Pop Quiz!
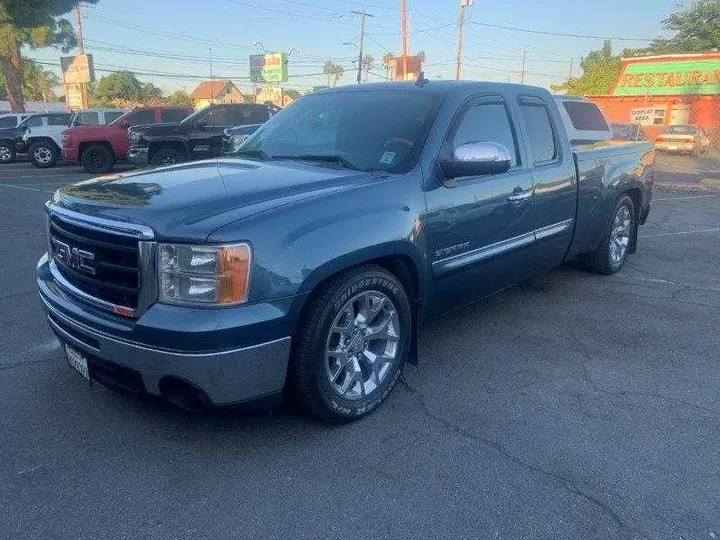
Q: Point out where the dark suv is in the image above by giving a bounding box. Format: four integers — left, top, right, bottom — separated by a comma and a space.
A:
128, 103, 272, 167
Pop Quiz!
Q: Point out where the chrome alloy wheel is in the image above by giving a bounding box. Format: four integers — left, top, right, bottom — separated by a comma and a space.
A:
33, 145, 53, 165
324, 291, 400, 400
0, 146, 11, 161
609, 205, 632, 264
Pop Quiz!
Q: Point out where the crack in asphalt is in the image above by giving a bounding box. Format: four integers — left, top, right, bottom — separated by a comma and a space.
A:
0, 356, 58, 372
397, 376, 647, 540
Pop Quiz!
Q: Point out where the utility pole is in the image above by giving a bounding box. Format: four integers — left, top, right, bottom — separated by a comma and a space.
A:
520, 45, 528, 84
352, 10, 374, 85
209, 46, 214, 105
73, 2, 89, 108
455, 0, 472, 81
400, 0, 408, 80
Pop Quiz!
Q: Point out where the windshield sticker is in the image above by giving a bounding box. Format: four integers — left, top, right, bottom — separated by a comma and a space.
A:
379, 151, 396, 165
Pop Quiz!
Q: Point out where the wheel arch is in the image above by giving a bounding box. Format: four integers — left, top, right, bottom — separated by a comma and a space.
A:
28, 137, 60, 152
148, 140, 189, 161
79, 140, 113, 157
620, 186, 642, 254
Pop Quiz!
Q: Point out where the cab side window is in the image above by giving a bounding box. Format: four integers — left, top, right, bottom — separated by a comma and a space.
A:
452, 99, 519, 167
518, 98, 557, 164
25, 116, 43, 128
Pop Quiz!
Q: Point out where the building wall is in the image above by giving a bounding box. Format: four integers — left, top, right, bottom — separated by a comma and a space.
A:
587, 94, 720, 144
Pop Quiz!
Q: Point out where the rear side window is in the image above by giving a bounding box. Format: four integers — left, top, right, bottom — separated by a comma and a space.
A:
519, 101, 557, 164
452, 100, 518, 167
73, 111, 99, 126
562, 101, 609, 131
162, 108, 190, 123
249, 106, 270, 124
104, 111, 125, 124
0, 116, 17, 128
125, 109, 155, 126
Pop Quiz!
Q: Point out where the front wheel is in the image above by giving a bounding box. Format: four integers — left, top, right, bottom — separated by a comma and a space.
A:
583, 194, 635, 275
0, 141, 15, 164
291, 264, 412, 423
81, 144, 116, 174
28, 141, 59, 168
150, 148, 185, 167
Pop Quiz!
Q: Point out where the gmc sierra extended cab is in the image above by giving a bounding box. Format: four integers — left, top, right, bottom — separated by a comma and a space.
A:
127, 103, 274, 167
37, 82, 654, 423
62, 106, 193, 173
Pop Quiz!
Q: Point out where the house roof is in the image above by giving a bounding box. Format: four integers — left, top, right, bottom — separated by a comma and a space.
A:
190, 80, 235, 99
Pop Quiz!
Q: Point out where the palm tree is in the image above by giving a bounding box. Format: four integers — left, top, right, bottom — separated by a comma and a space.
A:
361, 54, 375, 83
323, 61, 345, 87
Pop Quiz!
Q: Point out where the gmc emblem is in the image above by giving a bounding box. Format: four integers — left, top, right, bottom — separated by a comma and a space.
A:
53, 239, 96, 275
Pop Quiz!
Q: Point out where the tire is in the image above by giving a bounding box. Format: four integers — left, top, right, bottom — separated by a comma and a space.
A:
0, 141, 15, 164
81, 144, 116, 174
28, 141, 59, 168
290, 264, 412, 423
583, 195, 635, 275
150, 148, 185, 167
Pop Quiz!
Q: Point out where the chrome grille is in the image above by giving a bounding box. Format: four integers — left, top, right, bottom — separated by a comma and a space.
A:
49, 215, 140, 310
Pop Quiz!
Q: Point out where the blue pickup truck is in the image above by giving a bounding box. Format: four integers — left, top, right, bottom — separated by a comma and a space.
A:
37, 82, 654, 423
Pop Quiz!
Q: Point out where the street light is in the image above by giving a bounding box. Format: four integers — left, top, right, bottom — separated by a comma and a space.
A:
254, 40, 266, 52
343, 42, 359, 50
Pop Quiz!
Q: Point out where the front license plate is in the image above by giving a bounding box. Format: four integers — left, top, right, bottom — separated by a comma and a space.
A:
65, 344, 90, 383
668, 145, 678, 150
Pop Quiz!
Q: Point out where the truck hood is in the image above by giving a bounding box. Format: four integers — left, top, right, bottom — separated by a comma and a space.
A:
52, 158, 378, 241
64, 124, 119, 136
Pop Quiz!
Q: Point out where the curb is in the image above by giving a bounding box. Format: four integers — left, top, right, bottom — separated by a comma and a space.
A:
655, 182, 720, 193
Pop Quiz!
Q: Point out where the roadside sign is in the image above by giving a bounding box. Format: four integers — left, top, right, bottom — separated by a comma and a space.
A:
250, 53, 288, 83
60, 54, 96, 85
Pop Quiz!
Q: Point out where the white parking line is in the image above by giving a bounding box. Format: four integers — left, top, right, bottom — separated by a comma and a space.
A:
0, 183, 52, 193
641, 227, 720, 238
655, 194, 720, 201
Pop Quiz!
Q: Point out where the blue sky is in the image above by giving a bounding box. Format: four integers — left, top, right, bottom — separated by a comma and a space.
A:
30, 0, 681, 94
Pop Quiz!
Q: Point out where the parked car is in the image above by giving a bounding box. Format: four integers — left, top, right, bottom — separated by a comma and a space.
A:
25, 108, 126, 169
62, 106, 193, 174
655, 124, 711, 156
37, 82, 654, 423
222, 123, 265, 153
0, 112, 71, 165
128, 103, 274, 167
611, 122, 649, 142
0, 112, 31, 129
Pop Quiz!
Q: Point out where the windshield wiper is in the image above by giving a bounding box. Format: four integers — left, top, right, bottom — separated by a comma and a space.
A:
272, 154, 359, 170
233, 148, 271, 160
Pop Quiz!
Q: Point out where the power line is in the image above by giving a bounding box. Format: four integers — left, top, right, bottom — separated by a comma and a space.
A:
470, 21, 655, 42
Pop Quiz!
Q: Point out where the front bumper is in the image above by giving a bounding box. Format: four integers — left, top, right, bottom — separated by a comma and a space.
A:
655, 142, 695, 153
62, 146, 79, 163
37, 254, 296, 407
127, 147, 149, 167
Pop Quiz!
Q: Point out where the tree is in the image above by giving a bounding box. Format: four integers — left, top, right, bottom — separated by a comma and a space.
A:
283, 89, 302, 99
645, 0, 720, 53
22, 59, 59, 101
323, 61, 344, 87
416, 50, 426, 63
166, 89, 193, 106
91, 71, 161, 106
0, 0, 100, 111
552, 41, 632, 96
361, 54, 374, 83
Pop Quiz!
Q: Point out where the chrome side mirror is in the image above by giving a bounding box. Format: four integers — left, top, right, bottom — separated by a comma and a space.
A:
440, 142, 513, 179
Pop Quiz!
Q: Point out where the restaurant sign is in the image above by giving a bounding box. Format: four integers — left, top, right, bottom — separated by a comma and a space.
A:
614, 60, 720, 95
249, 53, 288, 83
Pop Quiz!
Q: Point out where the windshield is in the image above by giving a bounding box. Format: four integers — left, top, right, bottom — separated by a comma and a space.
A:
235, 90, 440, 173
666, 125, 697, 134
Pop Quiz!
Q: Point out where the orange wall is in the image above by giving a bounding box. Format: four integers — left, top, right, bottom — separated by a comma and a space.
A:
587, 94, 720, 143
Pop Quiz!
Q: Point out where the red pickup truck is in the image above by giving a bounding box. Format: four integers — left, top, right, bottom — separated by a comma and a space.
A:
62, 106, 193, 173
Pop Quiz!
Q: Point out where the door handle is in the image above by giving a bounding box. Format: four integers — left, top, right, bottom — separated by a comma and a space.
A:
506, 188, 532, 204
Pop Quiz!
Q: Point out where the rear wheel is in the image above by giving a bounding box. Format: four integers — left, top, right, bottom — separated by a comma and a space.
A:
291, 264, 412, 423
583, 195, 635, 275
81, 144, 116, 174
29, 141, 59, 168
150, 148, 185, 167
0, 141, 15, 164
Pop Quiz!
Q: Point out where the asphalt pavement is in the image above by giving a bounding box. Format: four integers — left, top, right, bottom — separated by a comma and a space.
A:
1, 159, 719, 540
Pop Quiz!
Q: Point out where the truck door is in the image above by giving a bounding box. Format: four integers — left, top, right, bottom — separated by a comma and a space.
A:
424, 94, 537, 316
516, 95, 577, 272
193, 106, 233, 158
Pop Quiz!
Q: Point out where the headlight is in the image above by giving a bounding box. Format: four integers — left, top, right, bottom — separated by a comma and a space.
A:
158, 243, 252, 306
61, 133, 71, 145
129, 131, 141, 144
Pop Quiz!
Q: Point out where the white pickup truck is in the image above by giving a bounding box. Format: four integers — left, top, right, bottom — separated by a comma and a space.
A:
24, 108, 126, 168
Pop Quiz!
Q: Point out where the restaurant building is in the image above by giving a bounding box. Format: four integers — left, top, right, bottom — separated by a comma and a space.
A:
587, 52, 720, 142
